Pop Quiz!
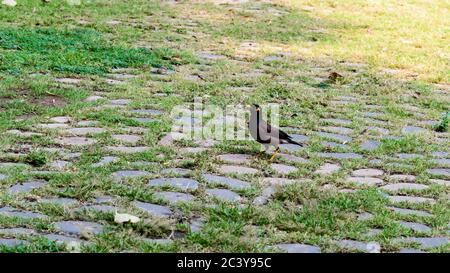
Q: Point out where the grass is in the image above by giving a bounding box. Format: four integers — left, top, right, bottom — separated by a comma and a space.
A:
0, 0, 448, 253
274, 0, 450, 83
0, 28, 182, 75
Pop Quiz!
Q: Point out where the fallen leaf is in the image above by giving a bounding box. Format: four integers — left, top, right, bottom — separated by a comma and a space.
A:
328, 71, 343, 83
114, 212, 141, 224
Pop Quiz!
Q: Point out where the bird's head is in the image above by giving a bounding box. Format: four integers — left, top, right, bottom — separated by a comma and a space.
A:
251, 104, 261, 112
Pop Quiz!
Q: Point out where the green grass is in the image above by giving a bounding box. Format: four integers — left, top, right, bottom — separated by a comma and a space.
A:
0, 28, 181, 75
0, 0, 448, 253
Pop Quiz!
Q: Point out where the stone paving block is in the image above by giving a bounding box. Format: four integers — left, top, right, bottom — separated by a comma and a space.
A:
54, 221, 104, 236
270, 243, 321, 253
133, 201, 173, 217
148, 178, 199, 191
206, 189, 242, 202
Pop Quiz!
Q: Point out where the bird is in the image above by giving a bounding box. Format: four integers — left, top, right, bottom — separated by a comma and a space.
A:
249, 104, 303, 162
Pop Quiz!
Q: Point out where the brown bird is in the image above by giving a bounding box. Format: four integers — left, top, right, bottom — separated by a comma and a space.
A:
249, 104, 303, 162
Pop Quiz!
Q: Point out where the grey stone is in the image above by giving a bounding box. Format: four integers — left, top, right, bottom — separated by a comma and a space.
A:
109, 99, 132, 106
112, 170, 150, 180
92, 156, 119, 167
141, 238, 173, 245
160, 168, 190, 176
434, 158, 450, 166
94, 196, 114, 204
76, 120, 100, 126
105, 79, 124, 85
148, 178, 199, 191
112, 134, 142, 144
63, 153, 82, 160
43, 234, 85, 245
198, 51, 226, 60
263, 55, 283, 62
363, 112, 384, 119
8, 180, 46, 194
201, 174, 250, 190
190, 218, 205, 233
352, 169, 384, 177
398, 248, 426, 253
0, 174, 8, 180
6, 130, 42, 137
76, 205, 116, 213
154, 191, 194, 204
39, 123, 69, 129
397, 237, 449, 249
54, 221, 104, 236
432, 151, 449, 158
0, 162, 29, 169
388, 207, 432, 217
358, 212, 374, 221
84, 95, 104, 102
0, 162, 30, 169
271, 163, 298, 175
336, 240, 381, 253
49, 160, 70, 169
317, 152, 363, 159
365, 118, 389, 126
271, 243, 321, 253
55, 137, 97, 146
206, 189, 242, 202
402, 126, 427, 134
106, 146, 149, 153
130, 109, 163, 116
322, 126, 353, 135
132, 117, 156, 123
179, 147, 207, 154
389, 174, 416, 182
314, 163, 341, 175
253, 187, 275, 206
365, 229, 383, 237
109, 73, 136, 80
55, 78, 81, 84
366, 126, 390, 135
278, 153, 309, 163
397, 153, 423, 159
217, 154, 251, 164
65, 127, 106, 136
289, 134, 310, 143
317, 132, 352, 143
346, 177, 383, 186
0, 207, 47, 219
427, 168, 450, 177
280, 144, 303, 153
361, 140, 381, 151
322, 141, 349, 149
380, 183, 429, 191
0, 239, 29, 247
429, 179, 450, 186
39, 198, 78, 206
218, 165, 259, 175
0, 228, 37, 236
133, 201, 173, 217
262, 177, 309, 186
50, 116, 71, 123
388, 196, 435, 204
399, 221, 431, 233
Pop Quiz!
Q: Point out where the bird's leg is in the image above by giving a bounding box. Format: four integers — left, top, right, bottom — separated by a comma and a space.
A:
269, 146, 280, 162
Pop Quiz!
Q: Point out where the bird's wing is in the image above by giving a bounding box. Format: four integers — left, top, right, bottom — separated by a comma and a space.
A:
265, 122, 291, 140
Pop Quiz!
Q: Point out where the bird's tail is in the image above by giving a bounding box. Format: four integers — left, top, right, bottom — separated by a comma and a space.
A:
287, 138, 303, 146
